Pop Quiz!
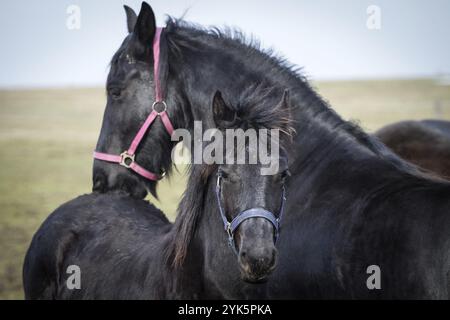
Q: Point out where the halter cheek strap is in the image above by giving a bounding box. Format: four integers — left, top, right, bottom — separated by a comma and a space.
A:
215, 171, 286, 255
93, 27, 174, 181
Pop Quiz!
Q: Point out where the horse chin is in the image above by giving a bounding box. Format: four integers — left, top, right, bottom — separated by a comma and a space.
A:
240, 272, 270, 284
238, 257, 276, 284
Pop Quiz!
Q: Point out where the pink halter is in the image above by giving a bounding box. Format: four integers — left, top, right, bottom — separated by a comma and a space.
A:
93, 28, 174, 181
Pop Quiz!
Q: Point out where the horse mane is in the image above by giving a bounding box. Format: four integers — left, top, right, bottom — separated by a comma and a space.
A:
165, 85, 294, 268
228, 84, 295, 139
164, 17, 308, 83
163, 17, 427, 177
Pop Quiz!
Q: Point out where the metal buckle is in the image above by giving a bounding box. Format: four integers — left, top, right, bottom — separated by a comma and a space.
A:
119, 151, 135, 169
216, 174, 222, 189
226, 223, 233, 239
152, 101, 167, 115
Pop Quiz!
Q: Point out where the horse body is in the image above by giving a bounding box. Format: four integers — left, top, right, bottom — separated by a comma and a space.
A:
376, 120, 450, 179
422, 120, 450, 136
190, 132, 450, 299
269, 155, 450, 298
23, 193, 202, 299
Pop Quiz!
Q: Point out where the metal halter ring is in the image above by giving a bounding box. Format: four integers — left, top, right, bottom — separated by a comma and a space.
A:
152, 101, 167, 114
119, 151, 135, 169
226, 223, 233, 239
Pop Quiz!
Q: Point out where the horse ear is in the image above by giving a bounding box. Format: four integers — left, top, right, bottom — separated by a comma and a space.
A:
134, 2, 156, 45
278, 89, 290, 110
212, 91, 236, 128
124, 5, 138, 33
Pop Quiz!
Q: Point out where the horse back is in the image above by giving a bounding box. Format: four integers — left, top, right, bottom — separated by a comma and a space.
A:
23, 193, 171, 299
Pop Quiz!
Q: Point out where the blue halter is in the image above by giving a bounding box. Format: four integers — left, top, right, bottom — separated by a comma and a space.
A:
215, 169, 287, 254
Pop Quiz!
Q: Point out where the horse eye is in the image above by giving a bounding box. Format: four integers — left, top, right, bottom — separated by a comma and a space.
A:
219, 169, 229, 179
219, 169, 239, 183
108, 87, 122, 100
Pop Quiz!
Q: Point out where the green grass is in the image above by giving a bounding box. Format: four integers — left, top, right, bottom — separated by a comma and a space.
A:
1, 79, 449, 299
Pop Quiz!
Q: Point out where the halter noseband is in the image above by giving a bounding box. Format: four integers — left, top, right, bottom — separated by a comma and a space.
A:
93, 27, 174, 181
215, 169, 287, 255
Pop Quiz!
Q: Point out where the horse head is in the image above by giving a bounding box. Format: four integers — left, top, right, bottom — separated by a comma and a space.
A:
210, 88, 292, 283
93, 3, 183, 198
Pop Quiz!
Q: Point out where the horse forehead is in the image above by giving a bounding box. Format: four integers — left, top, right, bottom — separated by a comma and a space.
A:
108, 57, 150, 85
110, 42, 147, 78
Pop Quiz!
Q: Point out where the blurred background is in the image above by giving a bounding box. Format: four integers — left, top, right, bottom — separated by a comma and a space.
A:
0, 0, 449, 299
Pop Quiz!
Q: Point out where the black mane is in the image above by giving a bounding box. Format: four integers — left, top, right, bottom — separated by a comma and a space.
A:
163, 17, 425, 177
164, 17, 307, 81
227, 84, 295, 139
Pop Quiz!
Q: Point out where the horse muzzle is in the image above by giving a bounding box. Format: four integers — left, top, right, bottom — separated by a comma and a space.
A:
235, 217, 278, 283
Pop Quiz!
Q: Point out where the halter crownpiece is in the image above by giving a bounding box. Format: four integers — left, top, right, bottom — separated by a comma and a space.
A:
215, 169, 287, 255
93, 27, 174, 181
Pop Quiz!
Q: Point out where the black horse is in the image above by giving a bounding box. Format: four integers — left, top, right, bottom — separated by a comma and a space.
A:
376, 120, 450, 179
91, 3, 450, 299
23, 193, 178, 299
23, 88, 293, 299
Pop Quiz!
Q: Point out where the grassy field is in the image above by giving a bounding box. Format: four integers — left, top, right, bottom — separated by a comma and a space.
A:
1, 79, 449, 299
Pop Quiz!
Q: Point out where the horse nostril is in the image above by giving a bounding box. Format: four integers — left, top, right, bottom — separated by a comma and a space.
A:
270, 250, 277, 266
239, 247, 277, 275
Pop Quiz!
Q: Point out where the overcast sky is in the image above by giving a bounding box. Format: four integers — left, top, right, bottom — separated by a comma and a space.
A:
1, 0, 449, 88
